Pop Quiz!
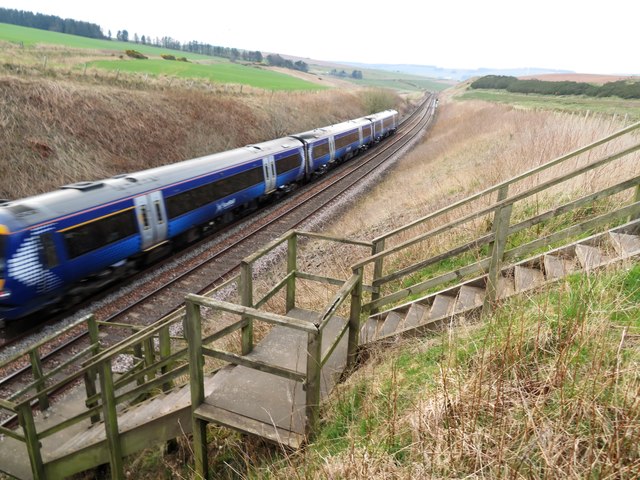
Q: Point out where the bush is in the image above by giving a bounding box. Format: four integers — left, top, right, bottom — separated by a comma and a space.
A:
125, 50, 147, 60
161, 54, 176, 61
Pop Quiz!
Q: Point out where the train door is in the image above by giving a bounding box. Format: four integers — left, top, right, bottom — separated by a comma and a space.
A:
328, 137, 336, 163
262, 156, 277, 194
134, 191, 168, 250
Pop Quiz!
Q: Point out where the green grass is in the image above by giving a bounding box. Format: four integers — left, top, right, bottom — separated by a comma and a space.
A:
308, 63, 453, 93
1, 22, 217, 60
459, 88, 640, 121
90, 59, 324, 90
261, 264, 640, 479
0, 23, 324, 90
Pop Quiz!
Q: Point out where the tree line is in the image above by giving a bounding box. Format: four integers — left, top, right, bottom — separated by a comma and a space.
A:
470, 75, 640, 99
0, 7, 105, 39
2, 7, 307, 73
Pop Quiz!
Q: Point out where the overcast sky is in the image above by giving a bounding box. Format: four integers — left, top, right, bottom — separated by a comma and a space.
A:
1, 0, 637, 75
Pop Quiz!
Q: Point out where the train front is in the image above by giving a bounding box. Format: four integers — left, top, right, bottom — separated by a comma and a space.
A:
0, 207, 58, 322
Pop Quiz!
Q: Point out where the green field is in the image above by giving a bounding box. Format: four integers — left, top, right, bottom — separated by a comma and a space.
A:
0, 23, 324, 90
460, 88, 640, 121
344, 68, 452, 92
91, 59, 323, 90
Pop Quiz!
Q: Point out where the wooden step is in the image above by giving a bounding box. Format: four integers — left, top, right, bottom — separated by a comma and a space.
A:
360, 318, 382, 344
428, 294, 456, 320
514, 266, 545, 292
378, 311, 404, 338
194, 403, 304, 449
497, 276, 516, 299
609, 232, 640, 256
404, 303, 427, 329
544, 254, 577, 280
454, 285, 485, 313
575, 244, 610, 269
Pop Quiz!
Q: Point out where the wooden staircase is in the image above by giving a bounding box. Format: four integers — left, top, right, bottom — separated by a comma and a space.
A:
360, 221, 640, 345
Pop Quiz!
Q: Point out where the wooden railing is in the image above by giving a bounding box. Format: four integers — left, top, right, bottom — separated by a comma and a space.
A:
184, 229, 371, 448
353, 121, 640, 314
0, 311, 191, 479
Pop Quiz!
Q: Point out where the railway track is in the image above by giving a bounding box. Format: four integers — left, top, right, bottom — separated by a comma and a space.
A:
0, 94, 436, 405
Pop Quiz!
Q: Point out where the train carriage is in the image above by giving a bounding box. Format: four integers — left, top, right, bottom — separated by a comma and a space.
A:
366, 110, 398, 140
0, 109, 398, 321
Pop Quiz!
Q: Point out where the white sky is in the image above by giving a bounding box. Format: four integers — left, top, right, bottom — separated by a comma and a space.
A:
1, 0, 638, 75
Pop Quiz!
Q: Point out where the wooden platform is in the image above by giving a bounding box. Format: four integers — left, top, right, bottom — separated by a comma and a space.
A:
193, 308, 348, 448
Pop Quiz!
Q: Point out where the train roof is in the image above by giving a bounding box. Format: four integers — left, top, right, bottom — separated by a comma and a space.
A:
294, 117, 372, 140
365, 109, 398, 121
0, 136, 304, 232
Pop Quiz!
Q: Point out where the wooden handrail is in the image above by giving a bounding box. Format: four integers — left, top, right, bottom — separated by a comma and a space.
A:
372, 121, 640, 244
353, 141, 640, 270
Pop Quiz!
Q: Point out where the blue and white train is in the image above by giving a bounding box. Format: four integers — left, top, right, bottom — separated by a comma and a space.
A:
0, 110, 398, 321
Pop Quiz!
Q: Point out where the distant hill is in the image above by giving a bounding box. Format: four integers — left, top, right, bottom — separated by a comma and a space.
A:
346, 63, 572, 82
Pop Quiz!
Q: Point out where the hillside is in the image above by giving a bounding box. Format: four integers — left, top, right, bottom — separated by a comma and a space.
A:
0, 73, 406, 201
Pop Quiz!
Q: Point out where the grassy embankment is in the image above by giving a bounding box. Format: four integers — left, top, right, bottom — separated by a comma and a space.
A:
0, 24, 410, 201
123, 92, 640, 479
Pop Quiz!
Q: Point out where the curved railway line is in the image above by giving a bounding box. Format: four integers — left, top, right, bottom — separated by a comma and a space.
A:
0, 93, 437, 409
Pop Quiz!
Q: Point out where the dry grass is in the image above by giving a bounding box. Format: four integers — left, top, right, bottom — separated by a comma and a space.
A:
0, 73, 403, 200
247, 262, 639, 480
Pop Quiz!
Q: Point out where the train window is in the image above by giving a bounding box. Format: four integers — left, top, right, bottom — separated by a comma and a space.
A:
140, 205, 150, 229
165, 166, 264, 219
312, 141, 330, 159
334, 130, 360, 150
363, 125, 372, 138
275, 152, 301, 175
41, 232, 59, 268
154, 201, 164, 224
62, 208, 137, 259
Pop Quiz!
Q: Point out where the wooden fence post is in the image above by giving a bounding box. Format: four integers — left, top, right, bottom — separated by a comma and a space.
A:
240, 261, 254, 355
368, 239, 385, 315
488, 185, 510, 253
305, 328, 322, 441
18, 402, 45, 480
286, 233, 297, 312
483, 199, 513, 315
99, 359, 124, 480
29, 349, 49, 411
159, 326, 173, 392
185, 299, 208, 480
84, 314, 101, 424
347, 269, 363, 370
630, 184, 640, 222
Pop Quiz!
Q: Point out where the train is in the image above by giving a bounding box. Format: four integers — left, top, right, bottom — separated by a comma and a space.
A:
0, 109, 398, 322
